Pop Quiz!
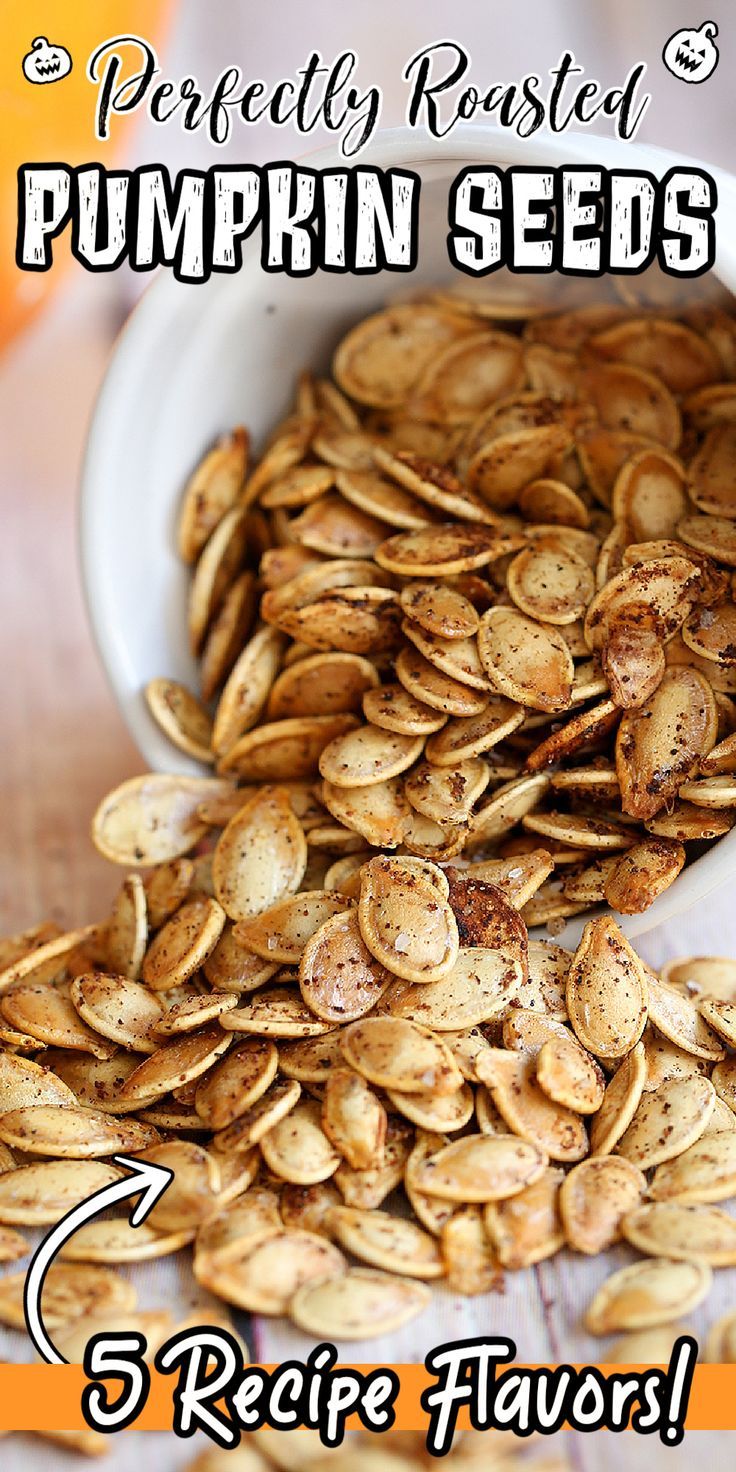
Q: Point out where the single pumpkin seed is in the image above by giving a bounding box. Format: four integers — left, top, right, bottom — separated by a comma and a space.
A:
589, 1042, 647, 1155
212, 626, 287, 756
358, 857, 459, 984
478, 607, 574, 713
195, 1038, 279, 1130
585, 1257, 712, 1335
321, 1067, 387, 1170
1, 984, 114, 1058
649, 1131, 736, 1204
566, 917, 648, 1060
411, 1132, 547, 1203
622, 1200, 736, 1266
0, 1159, 123, 1226
615, 668, 718, 821
145, 678, 214, 763
383, 949, 522, 1032
616, 1074, 716, 1168
289, 1266, 430, 1339
299, 908, 394, 1023
341, 1016, 462, 1096
60, 1219, 194, 1263
329, 1206, 444, 1280
646, 973, 725, 1060
91, 775, 232, 866
559, 1155, 646, 1254
395, 645, 489, 717
105, 873, 148, 978
119, 1025, 231, 1102
212, 787, 307, 922
70, 972, 164, 1052
0, 1106, 160, 1157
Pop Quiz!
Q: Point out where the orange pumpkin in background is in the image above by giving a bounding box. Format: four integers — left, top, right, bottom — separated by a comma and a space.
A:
0, 2, 172, 351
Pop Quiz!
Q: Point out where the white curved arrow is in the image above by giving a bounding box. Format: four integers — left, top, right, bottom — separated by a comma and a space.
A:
24, 1155, 173, 1365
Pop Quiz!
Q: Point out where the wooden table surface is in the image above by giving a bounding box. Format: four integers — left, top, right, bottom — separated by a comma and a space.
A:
1, 284, 140, 940
1, 284, 734, 1469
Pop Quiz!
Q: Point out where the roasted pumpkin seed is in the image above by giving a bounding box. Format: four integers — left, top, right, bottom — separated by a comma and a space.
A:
358, 857, 459, 984
585, 1257, 712, 1335
410, 1132, 547, 1203
289, 1266, 430, 1339
566, 917, 648, 1060
478, 607, 574, 712
560, 1155, 646, 1255
622, 1200, 736, 1266
616, 1074, 716, 1168
212, 787, 307, 921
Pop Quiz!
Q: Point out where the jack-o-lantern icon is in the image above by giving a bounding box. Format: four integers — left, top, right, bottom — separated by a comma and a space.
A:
22, 36, 73, 85
662, 21, 719, 84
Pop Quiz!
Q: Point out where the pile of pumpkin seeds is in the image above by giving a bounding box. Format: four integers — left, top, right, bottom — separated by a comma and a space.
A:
149, 287, 736, 928
3, 784, 736, 1376
6, 288, 736, 1458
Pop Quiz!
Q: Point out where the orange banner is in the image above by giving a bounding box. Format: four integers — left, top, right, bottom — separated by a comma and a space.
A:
0, 1, 173, 346
0, 1363, 734, 1433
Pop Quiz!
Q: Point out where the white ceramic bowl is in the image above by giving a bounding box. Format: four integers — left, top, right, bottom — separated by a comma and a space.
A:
81, 124, 736, 945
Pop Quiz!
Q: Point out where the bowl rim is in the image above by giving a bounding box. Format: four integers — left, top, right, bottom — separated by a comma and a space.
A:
79, 121, 736, 947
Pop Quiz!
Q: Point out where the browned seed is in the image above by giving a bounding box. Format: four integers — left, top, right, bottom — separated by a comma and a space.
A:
560, 1156, 647, 1254
71, 971, 164, 1052
0, 1106, 160, 1158
321, 1066, 387, 1170
603, 838, 686, 914
358, 856, 459, 984
566, 917, 648, 1060
1, 984, 115, 1059
202, 925, 279, 994
0, 1160, 123, 1226
341, 1016, 463, 1097
119, 1025, 231, 1102
589, 1043, 647, 1156
178, 427, 248, 563
105, 873, 148, 978
141, 896, 226, 991
410, 1132, 548, 1203
615, 668, 718, 821
478, 607, 574, 713
194, 1038, 279, 1130
212, 787, 307, 921
616, 1075, 716, 1168
220, 985, 336, 1039
145, 678, 214, 763
299, 908, 394, 1023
